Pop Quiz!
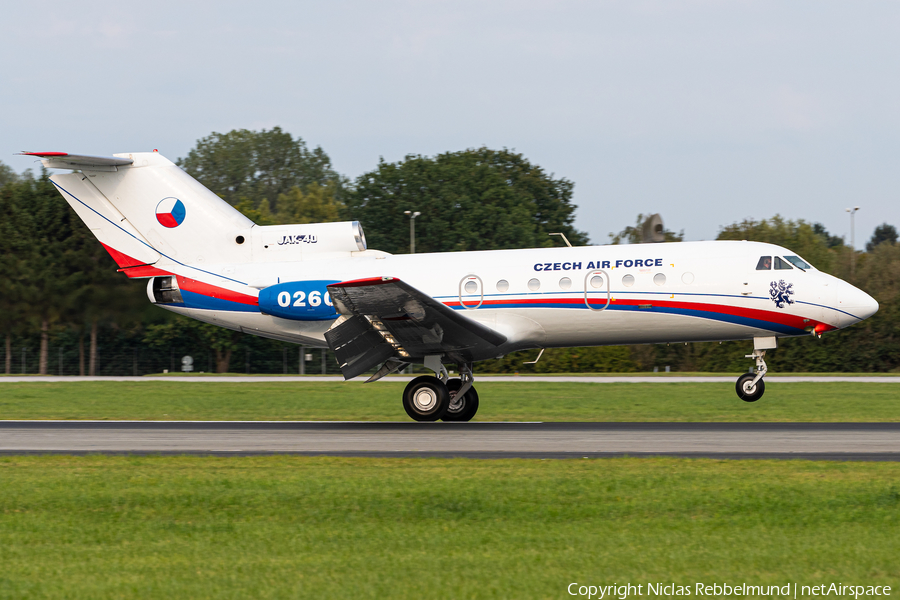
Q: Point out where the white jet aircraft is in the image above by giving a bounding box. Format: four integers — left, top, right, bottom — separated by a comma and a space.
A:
24, 151, 879, 421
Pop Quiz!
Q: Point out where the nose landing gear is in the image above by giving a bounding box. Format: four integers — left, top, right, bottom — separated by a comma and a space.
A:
736, 348, 768, 402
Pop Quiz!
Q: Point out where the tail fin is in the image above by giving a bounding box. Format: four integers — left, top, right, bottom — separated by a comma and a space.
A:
45, 151, 253, 275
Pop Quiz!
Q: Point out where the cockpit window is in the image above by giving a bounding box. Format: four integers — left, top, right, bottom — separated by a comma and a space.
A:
784, 255, 812, 270
756, 256, 772, 270
774, 256, 793, 270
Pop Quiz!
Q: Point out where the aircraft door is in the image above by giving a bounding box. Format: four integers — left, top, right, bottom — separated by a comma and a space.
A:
459, 274, 484, 309
584, 270, 611, 311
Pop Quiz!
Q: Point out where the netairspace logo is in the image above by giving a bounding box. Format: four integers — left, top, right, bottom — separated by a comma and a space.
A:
567, 582, 892, 599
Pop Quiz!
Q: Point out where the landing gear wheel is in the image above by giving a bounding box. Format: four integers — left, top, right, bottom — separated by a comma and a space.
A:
402, 376, 451, 421
736, 373, 765, 402
442, 378, 479, 422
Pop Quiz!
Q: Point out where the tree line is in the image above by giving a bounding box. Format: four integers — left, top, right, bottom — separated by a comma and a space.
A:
1, 127, 897, 374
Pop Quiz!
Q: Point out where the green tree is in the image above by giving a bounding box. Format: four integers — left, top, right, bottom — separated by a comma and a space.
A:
177, 127, 345, 209
0, 161, 18, 188
812, 223, 845, 249
274, 183, 345, 224
234, 198, 275, 226
346, 148, 588, 254
866, 223, 898, 252
0, 173, 85, 373
145, 317, 244, 373
0, 175, 28, 373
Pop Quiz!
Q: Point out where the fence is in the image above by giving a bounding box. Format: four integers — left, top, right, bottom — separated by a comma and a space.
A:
1, 345, 344, 376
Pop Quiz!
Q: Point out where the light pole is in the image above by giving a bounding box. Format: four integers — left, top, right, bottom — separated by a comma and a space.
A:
846, 206, 860, 279
403, 210, 421, 254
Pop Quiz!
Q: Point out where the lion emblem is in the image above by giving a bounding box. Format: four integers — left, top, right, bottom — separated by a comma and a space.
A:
770, 280, 794, 308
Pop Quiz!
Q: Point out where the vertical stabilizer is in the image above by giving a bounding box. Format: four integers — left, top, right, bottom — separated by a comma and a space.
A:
61, 152, 254, 268
50, 172, 162, 273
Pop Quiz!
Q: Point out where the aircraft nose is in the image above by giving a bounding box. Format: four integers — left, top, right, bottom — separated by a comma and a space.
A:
838, 284, 879, 323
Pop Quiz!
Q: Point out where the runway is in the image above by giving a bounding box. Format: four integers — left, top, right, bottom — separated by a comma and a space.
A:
2, 375, 899, 383
2, 421, 899, 461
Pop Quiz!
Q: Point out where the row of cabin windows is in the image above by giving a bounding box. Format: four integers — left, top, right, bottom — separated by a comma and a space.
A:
476, 273, 668, 294
756, 255, 812, 271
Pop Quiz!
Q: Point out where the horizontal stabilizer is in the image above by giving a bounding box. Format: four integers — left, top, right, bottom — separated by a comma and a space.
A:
19, 152, 134, 171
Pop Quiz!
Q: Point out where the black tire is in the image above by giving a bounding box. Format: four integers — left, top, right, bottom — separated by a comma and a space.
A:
402, 376, 451, 421
442, 378, 480, 422
735, 373, 765, 402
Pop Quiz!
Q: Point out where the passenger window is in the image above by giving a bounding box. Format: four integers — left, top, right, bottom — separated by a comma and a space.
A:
774, 256, 793, 270
496, 279, 509, 292
756, 256, 772, 270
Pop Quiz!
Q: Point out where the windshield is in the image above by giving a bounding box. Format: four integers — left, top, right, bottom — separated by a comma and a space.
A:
774, 256, 793, 270
784, 255, 812, 270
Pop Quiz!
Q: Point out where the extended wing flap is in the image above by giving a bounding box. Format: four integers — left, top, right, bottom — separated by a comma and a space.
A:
324, 315, 396, 380
325, 277, 507, 379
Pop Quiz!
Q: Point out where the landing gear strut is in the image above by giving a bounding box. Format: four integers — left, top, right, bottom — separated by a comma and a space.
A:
443, 363, 479, 422
736, 349, 767, 402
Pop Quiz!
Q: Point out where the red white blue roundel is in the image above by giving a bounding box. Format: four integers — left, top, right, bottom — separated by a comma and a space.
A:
155, 197, 186, 228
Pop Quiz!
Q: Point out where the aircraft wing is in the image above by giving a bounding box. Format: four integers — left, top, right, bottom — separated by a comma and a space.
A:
325, 277, 508, 380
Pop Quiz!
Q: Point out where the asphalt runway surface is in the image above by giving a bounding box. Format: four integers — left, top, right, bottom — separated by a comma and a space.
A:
2, 376, 899, 383
2, 421, 899, 461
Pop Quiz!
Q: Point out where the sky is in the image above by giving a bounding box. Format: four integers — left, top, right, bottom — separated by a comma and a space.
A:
3, 1, 898, 249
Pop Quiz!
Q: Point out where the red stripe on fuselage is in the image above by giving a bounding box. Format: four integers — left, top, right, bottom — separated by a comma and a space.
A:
176, 276, 258, 306
444, 296, 826, 330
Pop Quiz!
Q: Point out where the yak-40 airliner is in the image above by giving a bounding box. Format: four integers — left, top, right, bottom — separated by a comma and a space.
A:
24, 150, 879, 421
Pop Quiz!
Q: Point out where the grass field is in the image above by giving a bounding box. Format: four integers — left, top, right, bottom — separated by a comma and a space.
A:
0, 381, 898, 421
0, 455, 897, 599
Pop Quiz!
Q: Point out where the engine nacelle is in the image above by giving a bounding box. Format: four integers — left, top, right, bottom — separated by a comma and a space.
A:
258, 280, 340, 321
241, 221, 367, 261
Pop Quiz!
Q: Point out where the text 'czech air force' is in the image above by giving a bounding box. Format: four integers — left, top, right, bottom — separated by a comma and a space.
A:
534, 258, 664, 271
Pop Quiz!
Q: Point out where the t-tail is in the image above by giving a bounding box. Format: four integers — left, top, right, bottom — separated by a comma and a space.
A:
28, 151, 254, 278
24, 151, 368, 286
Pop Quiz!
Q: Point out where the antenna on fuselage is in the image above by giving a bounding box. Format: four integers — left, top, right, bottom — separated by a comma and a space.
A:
549, 232, 573, 247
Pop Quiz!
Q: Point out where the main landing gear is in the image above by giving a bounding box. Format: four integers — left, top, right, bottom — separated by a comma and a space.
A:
735, 348, 768, 402
401, 361, 479, 422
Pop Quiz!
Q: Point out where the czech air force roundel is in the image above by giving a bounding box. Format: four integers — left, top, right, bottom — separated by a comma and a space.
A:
155, 197, 186, 228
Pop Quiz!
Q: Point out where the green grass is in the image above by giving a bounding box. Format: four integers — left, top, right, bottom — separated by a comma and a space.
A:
0, 455, 897, 599
0, 381, 899, 421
